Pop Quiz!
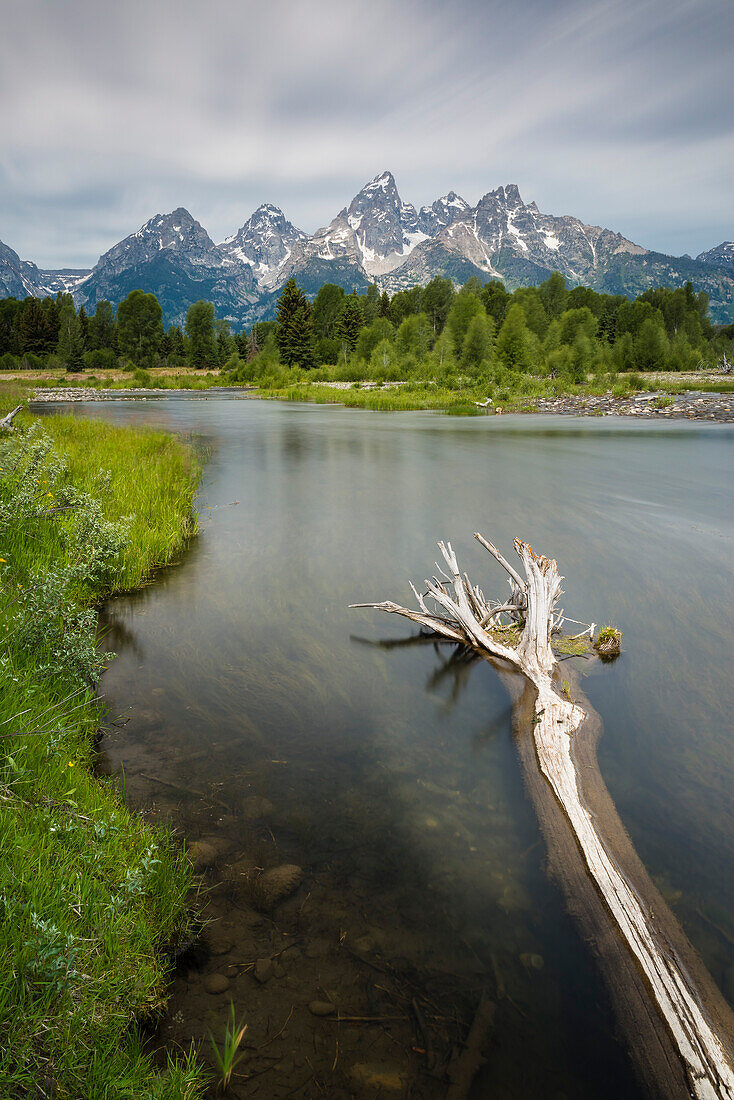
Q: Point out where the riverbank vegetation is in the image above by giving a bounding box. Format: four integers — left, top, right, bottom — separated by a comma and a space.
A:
0, 395, 203, 1097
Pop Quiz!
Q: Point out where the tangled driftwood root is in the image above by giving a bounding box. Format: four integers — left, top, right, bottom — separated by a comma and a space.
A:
352, 534, 734, 1100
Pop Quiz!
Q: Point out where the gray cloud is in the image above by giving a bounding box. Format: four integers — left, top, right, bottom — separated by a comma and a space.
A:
0, 0, 731, 267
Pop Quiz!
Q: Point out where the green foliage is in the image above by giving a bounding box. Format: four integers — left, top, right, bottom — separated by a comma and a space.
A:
355, 317, 394, 362
0, 416, 202, 1096
275, 278, 316, 369
117, 290, 164, 369
495, 303, 535, 372
446, 290, 484, 351
461, 312, 495, 373
56, 295, 84, 371
311, 282, 345, 338
185, 300, 218, 369
209, 1001, 248, 1091
335, 292, 365, 356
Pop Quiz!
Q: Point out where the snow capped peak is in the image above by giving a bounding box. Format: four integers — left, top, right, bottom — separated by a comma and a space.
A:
218, 203, 306, 289
370, 170, 395, 190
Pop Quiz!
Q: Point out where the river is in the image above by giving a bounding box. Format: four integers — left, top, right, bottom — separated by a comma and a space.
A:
42, 396, 734, 1098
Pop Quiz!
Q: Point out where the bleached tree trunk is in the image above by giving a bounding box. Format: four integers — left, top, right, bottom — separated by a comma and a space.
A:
0, 405, 22, 431
352, 534, 734, 1100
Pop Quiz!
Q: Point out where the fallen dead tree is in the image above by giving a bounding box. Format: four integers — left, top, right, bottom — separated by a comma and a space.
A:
0, 405, 22, 431
352, 534, 734, 1100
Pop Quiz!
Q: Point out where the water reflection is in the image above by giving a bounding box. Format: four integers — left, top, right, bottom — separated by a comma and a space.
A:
43, 398, 733, 1095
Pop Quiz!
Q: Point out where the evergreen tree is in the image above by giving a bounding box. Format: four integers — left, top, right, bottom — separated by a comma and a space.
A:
215, 319, 236, 365
311, 283, 345, 338
335, 293, 364, 354
167, 324, 186, 363
480, 280, 510, 325
389, 287, 422, 326
87, 301, 117, 352
362, 283, 381, 324
275, 278, 316, 368
378, 291, 391, 318
539, 272, 568, 319
77, 304, 89, 349
0, 299, 22, 356
185, 300, 217, 368
117, 290, 163, 368
16, 297, 49, 355
56, 295, 84, 370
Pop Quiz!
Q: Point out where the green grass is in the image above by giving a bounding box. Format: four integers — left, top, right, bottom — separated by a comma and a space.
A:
0, 399, 205, 1098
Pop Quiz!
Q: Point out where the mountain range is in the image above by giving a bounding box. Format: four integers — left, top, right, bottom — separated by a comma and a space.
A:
1, 172, 732, 326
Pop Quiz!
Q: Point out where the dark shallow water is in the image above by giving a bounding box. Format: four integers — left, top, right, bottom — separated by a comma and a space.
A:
40, 398, 733, 1097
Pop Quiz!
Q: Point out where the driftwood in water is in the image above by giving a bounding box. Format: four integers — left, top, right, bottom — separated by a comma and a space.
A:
352, 534, 734, 1100
446, 991, 496, 1100
0, 405, 22, 431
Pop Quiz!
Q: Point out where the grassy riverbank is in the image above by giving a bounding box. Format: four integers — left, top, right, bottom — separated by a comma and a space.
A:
0, 393, 205, 1097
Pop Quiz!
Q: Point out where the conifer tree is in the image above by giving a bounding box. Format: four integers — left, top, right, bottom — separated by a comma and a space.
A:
275, 278, 316, 368
185, 300, 217, 368
77, 304, 89, 348
56, 295, 84, 370
335, 293, 364, 354
16, 297, 48, 355
117, 290, 163, 368
88, 301, 117, 352
378, 292, 391, 319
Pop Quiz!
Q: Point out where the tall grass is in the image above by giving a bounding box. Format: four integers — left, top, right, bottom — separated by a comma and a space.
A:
0, 403, 205, 1098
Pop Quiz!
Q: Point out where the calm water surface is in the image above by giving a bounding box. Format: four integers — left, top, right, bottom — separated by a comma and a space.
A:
47, 398, 734, 1097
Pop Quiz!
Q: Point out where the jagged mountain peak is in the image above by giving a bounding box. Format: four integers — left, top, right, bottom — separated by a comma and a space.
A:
219, 203, 306, 290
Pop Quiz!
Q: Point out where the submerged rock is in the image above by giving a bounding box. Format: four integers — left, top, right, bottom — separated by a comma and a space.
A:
241, 794, 275, 821
189, 839, 219, 871
254, 958, 273, 983
350, 1062, 407, 1091
253, 864, 304, 910
203, 973, 230, 994
309, 1000, 336, 1016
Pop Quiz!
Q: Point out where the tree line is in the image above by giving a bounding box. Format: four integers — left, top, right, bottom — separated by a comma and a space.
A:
0, 274, 732, 380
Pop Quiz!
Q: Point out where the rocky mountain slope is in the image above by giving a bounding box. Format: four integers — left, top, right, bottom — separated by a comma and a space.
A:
2, 174, 732, 325
218, 204, 307, 290
697, 242, 734, 273
75, 207, 258, 325
0, 240, 89, 300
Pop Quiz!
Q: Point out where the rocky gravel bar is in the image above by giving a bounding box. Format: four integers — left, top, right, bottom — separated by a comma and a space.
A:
28, 386, 734, 421
522, 391, 734, 421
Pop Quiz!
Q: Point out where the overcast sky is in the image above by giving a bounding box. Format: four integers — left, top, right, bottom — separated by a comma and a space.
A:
1, 0, 731, 268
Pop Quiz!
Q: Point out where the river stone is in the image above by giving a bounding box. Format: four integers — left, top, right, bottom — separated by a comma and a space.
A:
207, 930, 234, 957
254, 958, 273, 983
350, 1063, 407, 1091
520, 952, 545, 971
203, 973, 230, 994
189, 840, 218, 871
256, 864, 303, 909
241, 795, 275, 821
309, 1000, 336, 1016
